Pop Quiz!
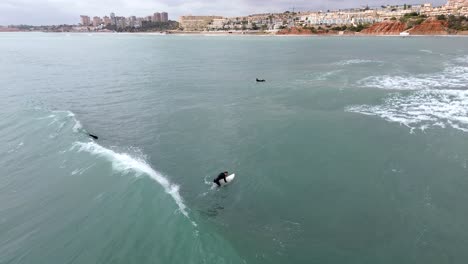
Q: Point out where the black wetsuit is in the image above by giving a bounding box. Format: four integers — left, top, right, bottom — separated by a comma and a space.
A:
214, 173, 227, 186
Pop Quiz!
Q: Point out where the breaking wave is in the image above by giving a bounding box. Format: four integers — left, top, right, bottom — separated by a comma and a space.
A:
64, 111, 83, 132
455, 55, 468, 64
41, 110, 83, 133
72, 141, 197, 226
357, 64, 468, 90
346, 89, 468, 133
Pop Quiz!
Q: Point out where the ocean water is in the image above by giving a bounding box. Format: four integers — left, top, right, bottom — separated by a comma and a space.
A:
1, 33, 468, 264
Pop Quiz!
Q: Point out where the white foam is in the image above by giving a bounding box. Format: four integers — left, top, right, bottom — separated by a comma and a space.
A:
7, 142, 24, 154
46, 110, 82, 132
310, 69, 343, 81
202, 175, 217, 191
70, 164, 95, 176
419, 49, 433, 54
72, 120, 83, 133
52, 110, 74, 117
72, 141, 196, 226
346, 89, 468, 133
455, 55, 468, 64
37, 114, 56, 120
358, 57, 468, 90
62, 111, 83, 132
335, 59, 381, 66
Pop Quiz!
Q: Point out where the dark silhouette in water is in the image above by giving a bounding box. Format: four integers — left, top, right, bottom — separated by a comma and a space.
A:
213, 171, 228, 187
256, 78, 266, 82
88, 133, 98, 140
199, 205, 224, 217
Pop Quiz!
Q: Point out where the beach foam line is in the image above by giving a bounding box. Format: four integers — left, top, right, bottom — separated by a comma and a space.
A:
72, 141, 197, 226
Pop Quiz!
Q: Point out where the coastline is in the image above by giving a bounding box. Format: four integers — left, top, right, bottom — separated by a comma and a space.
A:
1, 30, 468, 37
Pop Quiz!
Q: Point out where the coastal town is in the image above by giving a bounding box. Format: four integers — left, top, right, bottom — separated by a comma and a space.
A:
1, 0, 467, 35
79, 12, 171, 30
180, 0, 467, 31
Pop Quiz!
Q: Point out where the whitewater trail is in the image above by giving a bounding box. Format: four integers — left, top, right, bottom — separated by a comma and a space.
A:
71, 141, 197, 227
52, 110, 197, 227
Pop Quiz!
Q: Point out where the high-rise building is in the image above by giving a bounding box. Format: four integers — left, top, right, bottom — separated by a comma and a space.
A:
80, 15, 91, 26
103, 16, 111, 25
153, 12, 161, 22
92, 16, 102, 27
110, 12, 116, 25
146, 16, 153, 22
116, 17, 126, 28
161, 12, 168, 22
136, 18, 144, 28
129, 16, 137, 27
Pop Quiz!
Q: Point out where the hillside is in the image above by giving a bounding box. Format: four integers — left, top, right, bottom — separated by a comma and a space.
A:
360, 21, 406, 35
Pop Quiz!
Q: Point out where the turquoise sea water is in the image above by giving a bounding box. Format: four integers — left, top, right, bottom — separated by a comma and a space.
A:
1, 33, 468, 263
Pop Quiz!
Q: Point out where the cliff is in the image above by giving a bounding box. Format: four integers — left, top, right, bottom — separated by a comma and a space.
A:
408, 19, 449, 35
360, 21, 406, 35
277, 17, 462, 36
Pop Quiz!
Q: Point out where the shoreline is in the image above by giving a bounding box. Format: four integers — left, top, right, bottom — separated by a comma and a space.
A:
1, 31, 468, 37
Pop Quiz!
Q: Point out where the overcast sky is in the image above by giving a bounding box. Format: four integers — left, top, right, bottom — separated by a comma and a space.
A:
0, 0, 447, 25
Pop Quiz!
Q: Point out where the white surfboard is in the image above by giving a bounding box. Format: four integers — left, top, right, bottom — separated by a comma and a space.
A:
217, 173, 235, 187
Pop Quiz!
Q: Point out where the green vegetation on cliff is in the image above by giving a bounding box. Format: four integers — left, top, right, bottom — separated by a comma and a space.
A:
396, 12, 428, 29
447, 15, 468, 31
330, 24, 370, 32
425, 14, 467, 31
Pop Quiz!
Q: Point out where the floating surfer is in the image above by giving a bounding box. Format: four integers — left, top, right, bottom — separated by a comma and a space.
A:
256, 78, 266, 82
